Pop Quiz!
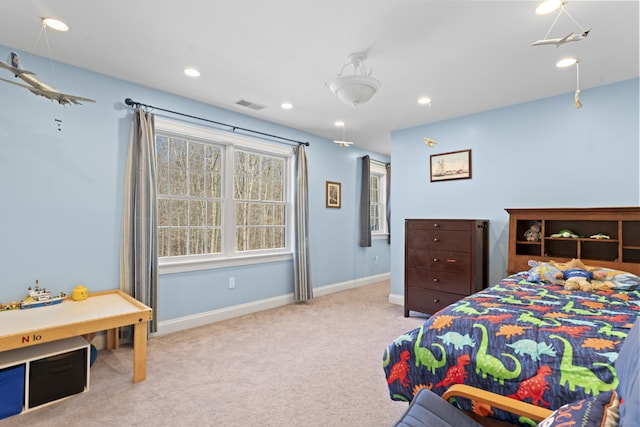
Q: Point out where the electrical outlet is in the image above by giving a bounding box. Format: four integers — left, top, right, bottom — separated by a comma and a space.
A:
229, 277, 235, 289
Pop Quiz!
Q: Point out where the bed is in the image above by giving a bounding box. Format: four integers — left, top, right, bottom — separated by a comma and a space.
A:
383, 262, 640, 426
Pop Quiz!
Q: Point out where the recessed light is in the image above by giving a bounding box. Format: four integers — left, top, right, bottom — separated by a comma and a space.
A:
557, 57, 578, 68
418, 97, 432, 105
184, 68, 200, 77
536, 0, 561, 15
281, 102, 293, 110
42, 17, 69, 32
334, 121, 345, 127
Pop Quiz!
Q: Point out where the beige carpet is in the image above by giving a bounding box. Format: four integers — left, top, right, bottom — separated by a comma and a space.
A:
2, 281, 426, 427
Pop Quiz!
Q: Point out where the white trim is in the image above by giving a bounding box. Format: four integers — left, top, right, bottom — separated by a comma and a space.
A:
388, 292, 404, 306
153, 273, 390, 335
154, 117, 293, 156
159, 252, 293, 274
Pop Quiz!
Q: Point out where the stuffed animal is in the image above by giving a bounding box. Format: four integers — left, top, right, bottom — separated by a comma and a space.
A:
549, 258, 610, 291
524, 222, 542, 242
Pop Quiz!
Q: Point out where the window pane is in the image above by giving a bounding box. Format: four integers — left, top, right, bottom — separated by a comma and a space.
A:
189, 200, 206, 226
274, 205, 284, 225
249, 203, 263, 225
158, 198, 170, 226
208, 228, 222, 253
207, 201, 222, 227
156, 136, 169, 166
158, 228, 170, 257
189, 228, 206, 254
189, 142, 204, 170
190, 170, 204, 197
171, 200, 188, 226
249, 227, 262, 250
170, 168, 188, 196
206, 171, 221, 198
157, 166, 169, 194
170, 228, 188, 256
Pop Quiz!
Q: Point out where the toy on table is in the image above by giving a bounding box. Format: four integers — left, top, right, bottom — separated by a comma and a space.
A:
72, 285, 89, 301
20, 280, 66, 309
590, 233, 610, 239
523, 222, 542, 242
549, 259, 609, 292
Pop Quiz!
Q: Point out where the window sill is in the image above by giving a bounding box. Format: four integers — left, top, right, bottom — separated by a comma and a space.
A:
372, 233, 389, 241
159, 252, 293, 275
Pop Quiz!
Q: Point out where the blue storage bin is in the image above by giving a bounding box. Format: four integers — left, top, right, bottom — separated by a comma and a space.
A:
0, 364, 25, 419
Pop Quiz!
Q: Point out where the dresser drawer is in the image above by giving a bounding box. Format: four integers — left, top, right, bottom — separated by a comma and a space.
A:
406, 229, 470, 252
406, 267, 471, 295
407, 250, 470, 273
405, 287, 463, 316
407, 220, 473, 231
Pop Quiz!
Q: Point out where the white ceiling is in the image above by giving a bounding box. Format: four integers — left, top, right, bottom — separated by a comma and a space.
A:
1, 1, 638, 155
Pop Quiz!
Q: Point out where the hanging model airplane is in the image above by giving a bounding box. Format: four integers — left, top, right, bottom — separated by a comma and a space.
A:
0, 52, 95, 105
531, 28, 591, 47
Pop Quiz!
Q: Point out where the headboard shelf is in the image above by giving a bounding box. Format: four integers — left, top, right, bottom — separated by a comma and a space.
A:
506, 207, 640, 276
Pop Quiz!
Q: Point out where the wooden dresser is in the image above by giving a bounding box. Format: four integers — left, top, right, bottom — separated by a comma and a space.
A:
404, 219, 489, 317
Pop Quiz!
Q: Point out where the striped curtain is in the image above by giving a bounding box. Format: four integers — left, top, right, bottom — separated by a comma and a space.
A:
386, 162, 391, 244
293, 145, 312, 301
359, 155, 372, 247
120, 109, 158, 333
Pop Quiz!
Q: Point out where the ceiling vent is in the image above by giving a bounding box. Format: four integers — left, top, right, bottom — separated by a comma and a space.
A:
235, 99, 266, 111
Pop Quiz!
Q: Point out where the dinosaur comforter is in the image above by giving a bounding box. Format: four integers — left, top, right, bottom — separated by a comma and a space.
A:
383, 271, 640, 426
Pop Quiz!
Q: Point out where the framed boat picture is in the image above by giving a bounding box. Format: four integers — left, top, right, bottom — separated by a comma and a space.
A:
430, 149, 472, 182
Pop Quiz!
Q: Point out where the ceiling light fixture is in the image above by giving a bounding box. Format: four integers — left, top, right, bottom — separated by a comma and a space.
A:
41, 17, 69, 32
281, 102, 293, 110
333, 121, 353, 147
184, 68, 200, 77
418, 97, 432, 105
536, 0, 562, 15
328, 52, 381, 107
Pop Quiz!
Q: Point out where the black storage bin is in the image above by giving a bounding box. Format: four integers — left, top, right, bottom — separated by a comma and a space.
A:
28, 348, 87, 408
0, 364, 25, 419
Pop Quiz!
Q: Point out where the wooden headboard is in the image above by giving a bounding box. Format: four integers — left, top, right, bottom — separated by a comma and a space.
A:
506, 207, 640, 276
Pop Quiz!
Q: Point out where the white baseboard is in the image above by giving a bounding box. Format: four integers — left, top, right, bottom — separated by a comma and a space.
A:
388, 293, 403, 306
153, 272, 391, 336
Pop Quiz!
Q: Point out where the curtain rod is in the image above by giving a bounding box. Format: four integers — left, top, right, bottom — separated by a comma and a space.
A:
124, 98, 310, 147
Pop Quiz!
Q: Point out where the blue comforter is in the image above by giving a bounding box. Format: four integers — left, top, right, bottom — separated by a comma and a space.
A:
383, 272, 640, 425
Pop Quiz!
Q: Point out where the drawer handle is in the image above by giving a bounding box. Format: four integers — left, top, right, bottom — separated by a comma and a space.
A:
433, 238, 440, 242
446, 259, 457, 263
433, 298, 440, 303
433, 223, 440, 228
433, 258, 440, 262
433, 278, 439, 283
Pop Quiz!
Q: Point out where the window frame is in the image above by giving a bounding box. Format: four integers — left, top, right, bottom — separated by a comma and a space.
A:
154, 118, 294, 275
370, 161, 389, 239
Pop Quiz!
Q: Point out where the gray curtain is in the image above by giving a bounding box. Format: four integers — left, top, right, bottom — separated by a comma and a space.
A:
120, 109, 158, 333
359, 155, 371, 247
386, 162, 391, 244
293, 145, 312, 301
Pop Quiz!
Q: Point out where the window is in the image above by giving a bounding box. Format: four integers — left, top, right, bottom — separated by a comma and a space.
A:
370, 162, 388, 237
154, 118, 293, 273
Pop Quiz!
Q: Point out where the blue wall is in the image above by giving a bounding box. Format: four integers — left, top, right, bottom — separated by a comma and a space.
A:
389, 78, 640, 297
0, 46, 390, 322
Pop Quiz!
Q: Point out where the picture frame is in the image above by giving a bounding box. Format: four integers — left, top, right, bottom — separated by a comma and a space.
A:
430, 149, 472, 182
326, 181, 341, 208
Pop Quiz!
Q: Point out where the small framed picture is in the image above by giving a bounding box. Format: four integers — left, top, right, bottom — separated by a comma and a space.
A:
430, 149, 472, 182
326, 181, 341, 208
